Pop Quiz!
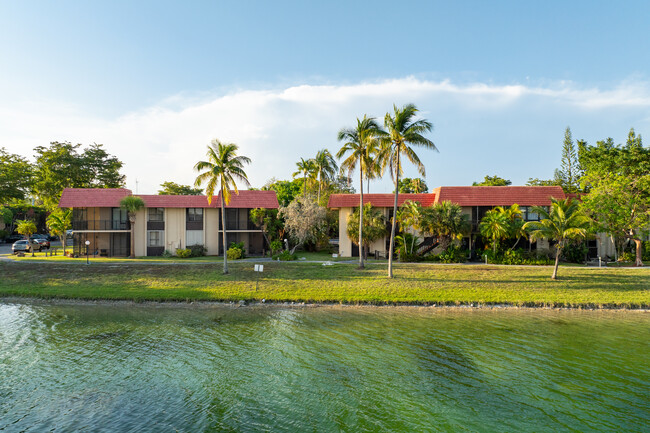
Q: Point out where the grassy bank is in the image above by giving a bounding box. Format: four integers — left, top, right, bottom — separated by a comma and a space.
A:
1, 261, 648, 308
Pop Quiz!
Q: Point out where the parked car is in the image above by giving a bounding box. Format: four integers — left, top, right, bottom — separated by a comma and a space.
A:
30, 237, 50, 250
12, 240, 33, 254
5, 234, 23, 244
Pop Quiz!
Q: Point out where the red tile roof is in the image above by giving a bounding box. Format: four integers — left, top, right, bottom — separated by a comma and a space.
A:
328, 193, 436, 208
59, 188, 279, 209
139, 195, 216, 208
433, 186, 566, 206
59, 188, 133, 208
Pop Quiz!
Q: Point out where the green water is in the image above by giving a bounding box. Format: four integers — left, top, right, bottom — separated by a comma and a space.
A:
0, 302, 648, 432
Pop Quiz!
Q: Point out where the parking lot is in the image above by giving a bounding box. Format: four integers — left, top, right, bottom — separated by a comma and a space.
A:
0, 240, 64, 255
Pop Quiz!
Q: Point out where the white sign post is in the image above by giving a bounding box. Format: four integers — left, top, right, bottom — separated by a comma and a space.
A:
254, 264, 264, 291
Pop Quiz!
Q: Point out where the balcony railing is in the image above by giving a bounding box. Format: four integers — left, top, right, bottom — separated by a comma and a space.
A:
72, 220, 130, 231
223, 221, 259, 231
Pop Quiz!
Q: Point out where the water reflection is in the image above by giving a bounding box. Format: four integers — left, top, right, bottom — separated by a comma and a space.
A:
0, 302, 648, 432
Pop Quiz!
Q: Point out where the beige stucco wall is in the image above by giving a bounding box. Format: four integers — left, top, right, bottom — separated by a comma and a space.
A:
165, 208, 184, 253
338, 208, 353, 257
134, 208, 146, 257
205, 208, 220, 255
595, 233, 616, 258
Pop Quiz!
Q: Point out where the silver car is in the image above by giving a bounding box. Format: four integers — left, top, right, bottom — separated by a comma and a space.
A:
12, 240, 34, 254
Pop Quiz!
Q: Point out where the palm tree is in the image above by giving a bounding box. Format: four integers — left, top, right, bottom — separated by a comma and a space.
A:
120, 196, 145, 258
524, 197, 591, 280
313, 149, 338, 203
293, 157, 317, 196
337, 115, 385, 268
396, 200, 421, 254
479, 210, 509, 255
420, 201, 470, 251
346, 203, 388, 255
46, 209, 72, 254
194, 139, 251, 274
380, 104, 437, 278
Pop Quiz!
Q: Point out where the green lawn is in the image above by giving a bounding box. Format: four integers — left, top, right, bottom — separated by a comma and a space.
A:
1, 260, 648, 308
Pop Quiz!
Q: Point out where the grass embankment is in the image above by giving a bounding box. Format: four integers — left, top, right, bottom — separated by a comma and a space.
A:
1, 261, 648, 308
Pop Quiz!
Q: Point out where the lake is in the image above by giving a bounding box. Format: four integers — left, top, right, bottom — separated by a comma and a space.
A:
0, 301, 648, 432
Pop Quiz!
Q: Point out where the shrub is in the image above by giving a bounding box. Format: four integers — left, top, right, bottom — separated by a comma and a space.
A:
162, 249, 173, 258
644, 241, 650, 261
188, 244, 206, 257
176, 248, 192, 258
273, 250, 298, 261
479, 248, 552, 266
270, 239, 283, 255
226, 247, 243, 260
438, 245, 468, 263
619, 251, 635, 262
0, 229, 7, 240
563, 240, 588, 263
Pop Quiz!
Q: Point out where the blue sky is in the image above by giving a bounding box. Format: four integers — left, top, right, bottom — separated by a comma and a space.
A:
1, 1, 650, 193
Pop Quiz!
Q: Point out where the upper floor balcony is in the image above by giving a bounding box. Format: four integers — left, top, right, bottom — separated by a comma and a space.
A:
71, 220, 130, 231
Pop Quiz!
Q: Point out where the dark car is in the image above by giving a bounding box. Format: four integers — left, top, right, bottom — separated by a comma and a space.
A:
12, 240, 33, 254
5, 234, 22, 244
30, 237, 50, 250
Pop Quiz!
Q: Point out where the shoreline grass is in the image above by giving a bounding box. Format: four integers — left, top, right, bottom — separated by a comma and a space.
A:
1, 261, 648, 309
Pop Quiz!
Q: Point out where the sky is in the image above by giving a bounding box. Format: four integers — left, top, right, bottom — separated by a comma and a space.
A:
1, 0, 650, 194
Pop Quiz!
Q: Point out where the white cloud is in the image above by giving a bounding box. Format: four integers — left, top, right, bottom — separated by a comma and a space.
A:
1, 77, 649, 194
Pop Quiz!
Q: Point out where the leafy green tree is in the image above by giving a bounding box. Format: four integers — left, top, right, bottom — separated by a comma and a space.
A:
420, 201, 470, 251
0, 148, 33, 204
33, 142, 125, 209
313, 149, 338, 203
46, 209, 72, 252
16, 219, 38, 256
250, 207, 284, 248
472, 175, 512, 186
579, 128, 650, 266
337, 115, 386, 269
397, 177, 428, 193
158, 181, 203, 195
380, 104, 437, 278
262, 178, 303, 207
553, 127, 583, 193
524, 198, 591, 279
292, 157, 317, 196
120, 196, 145, 259
526, 178, 559, 186
479, 210, 509, 255
346, 204, 388, 256
194, 139, 251, 274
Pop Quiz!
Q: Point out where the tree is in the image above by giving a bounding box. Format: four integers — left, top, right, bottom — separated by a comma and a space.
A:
292, 157, 317, 196
279, 196, 327, 254
194, 139, 251, 274
380, 104, 437, 278
526, 178, 559, 186
578, 128, 650, 266
524, 198, 591, 279
337, 115, 385, 269
0, 148, 33, 204
553, 127, 583, 193
396, 200, 421, 254
158, 181, 203, 195
472, 175, 512, 186
397, 177, 429, 193
250, 207, 284, 249
33, 142, 125, 209
420, 201, 470, 251
479, 210, 509, 255
313, 149, 338, 203
16, 219, 37, 256
262, 178, 303, 207
46, 209, 72, 253
346, 204, 388, 256
120, 196, 145, 259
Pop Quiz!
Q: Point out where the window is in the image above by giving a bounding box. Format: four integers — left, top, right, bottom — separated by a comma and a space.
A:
148, 208, 164, 222
187, 208, 203, 222
147, 230, 164, 247
186, 230, 203, 246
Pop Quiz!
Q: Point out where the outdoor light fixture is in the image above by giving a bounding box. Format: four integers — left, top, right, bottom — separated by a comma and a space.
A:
85, 240, 90, 265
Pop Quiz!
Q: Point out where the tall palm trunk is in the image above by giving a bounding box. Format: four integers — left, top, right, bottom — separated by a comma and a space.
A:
303, 173, 307, 196
359, 165, 364, 269
221, 191, 228, 274
552, 246, 561, 280
388, 149, 400, 278
129, 214, 136, 258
